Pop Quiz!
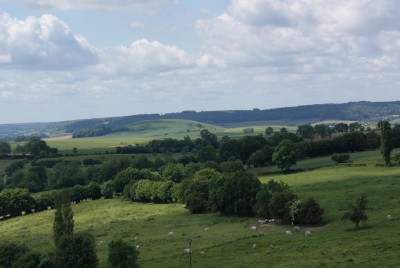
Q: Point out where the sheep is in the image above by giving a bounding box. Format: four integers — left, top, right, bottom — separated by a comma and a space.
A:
98, 241, 104, 246
387, 215, 392, 221
136, 245, 140, 250
269, 219, 276, 223
252, 244, 257, 249
167, 231, 174, 237
258, 219, 268, 224
251, 226, 257, 231
305, 230, 312, 236
184, 248, 192, 254
200, 251, 205, 255
256, 232, 265, 237
294, 226, 300, 231
269, 244, 274, 249
204, 227, 210, 231
285, 230, 292, 236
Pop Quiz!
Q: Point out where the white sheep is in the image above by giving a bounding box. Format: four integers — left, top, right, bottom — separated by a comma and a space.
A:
294, 226, 300, 231
184, 248, 192, 254
387, 215, 392, 220
305, 230, 312, 236
252, 244, 257, 249
98, 241, 103, 246
167, 231, 174, 237
285, 230, 292, 236
136, 245, 140, 250
251, 226, 257, 231
204, 227, 210, 231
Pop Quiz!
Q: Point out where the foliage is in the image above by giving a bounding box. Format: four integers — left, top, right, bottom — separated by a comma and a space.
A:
265, 127, 274, 136
331, 153, 350, 163
72, 125, 112, 138
297, 198, 324, 225
108, 239, 139, 268
0, 141, 11, 154
254, 180, 291, 218
217, 171, 261, 216
272, 139, 299, 170
55, 232, 99, 268
53, 193, 74, 246
0, 241, 29, 267
380, 121, 393, 165
297, 124, 315, 140
0, 188, 34, 217
269, 192, 298, 223
101, 180, 115, 199
342, 194, 368, 230
162, 163, 183, 183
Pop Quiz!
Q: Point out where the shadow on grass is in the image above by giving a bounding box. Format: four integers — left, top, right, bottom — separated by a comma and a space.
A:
343, 224, 374, 232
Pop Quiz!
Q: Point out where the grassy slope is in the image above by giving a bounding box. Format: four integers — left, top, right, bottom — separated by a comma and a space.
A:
38, 119, 296, 153
1, 151, 399, 267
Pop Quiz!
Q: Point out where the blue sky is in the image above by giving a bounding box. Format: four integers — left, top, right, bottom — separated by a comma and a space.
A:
1, 0, 400, 123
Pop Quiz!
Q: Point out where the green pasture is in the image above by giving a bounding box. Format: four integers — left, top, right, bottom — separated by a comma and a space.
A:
1, 156, 399, 267
37, 119, 299, 153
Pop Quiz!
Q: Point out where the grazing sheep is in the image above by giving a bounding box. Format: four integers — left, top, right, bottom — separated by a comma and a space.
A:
98, 241, 103, 246
252, 244, 257, 249
285, 230, 292, 236
200, 251, 205, 255
184, 248, 192, 254
204, 227, 210, 231
251, 226, 257, 231
387, 215, 392, 221
305, 230, 312, 236
256, 232, 265, 237
168, 231, 174, 237
258, 219, 268, 224
294, 226, 300, 231
136, 245, 140, 250
269, 219, 276, 223
269, 244, 274, 249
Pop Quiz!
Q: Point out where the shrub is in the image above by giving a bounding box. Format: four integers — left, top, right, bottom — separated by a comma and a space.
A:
331, 153, 350, 163
108, 239, 139, 268
297, 198, 324, 225
269, 192, 298, 223
0, 241, 29, 267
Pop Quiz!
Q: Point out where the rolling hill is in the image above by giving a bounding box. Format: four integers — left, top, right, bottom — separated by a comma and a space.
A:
1, 101, 399, 140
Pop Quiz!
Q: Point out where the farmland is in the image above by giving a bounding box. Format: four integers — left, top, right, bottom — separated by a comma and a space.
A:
1, 150, 399, 267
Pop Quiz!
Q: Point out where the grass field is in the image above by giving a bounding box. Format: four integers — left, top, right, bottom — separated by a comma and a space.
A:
35, 119, 298, 153
1, 150, 399, 267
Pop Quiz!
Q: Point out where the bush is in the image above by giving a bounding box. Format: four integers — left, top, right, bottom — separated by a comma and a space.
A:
269, 192, 298, 223
0, 241, 29, 267
331, 153, 350, 163
108, 239, 139, 268
297, 198, 324, 225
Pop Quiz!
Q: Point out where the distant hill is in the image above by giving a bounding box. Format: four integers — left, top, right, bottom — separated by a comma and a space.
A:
1, 101, 399, 140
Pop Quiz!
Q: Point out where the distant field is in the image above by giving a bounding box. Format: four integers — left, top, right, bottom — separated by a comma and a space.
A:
1, 150, 399, 267
34, 119, 300, 153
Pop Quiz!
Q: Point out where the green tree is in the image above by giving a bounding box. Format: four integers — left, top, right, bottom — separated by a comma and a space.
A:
380, 121, 393, 165
342, 194, 368, 230
349, 122, 362, 132
53, 193, 74, 246
0, 141, 11, 154
56, 232, 98, 268
265, 127, 274, 136
108, 239, 139, 268
197, 145, 217, 162
314, 124, 328, 139
272, 139, 299, 171
162, 163, 183, 183
297, 124, 314, 140
200, 129, 219, 148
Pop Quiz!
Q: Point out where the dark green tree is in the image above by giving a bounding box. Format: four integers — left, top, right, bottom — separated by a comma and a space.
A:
55, 232, 98, 268
272, 139, 299, 171
53, 193, 74, 246
380, 121, 393, 165
265, 127, 274, 136
342, 194, 368, 230
314, 124, 328, 139
297, 124, 314, 140
108, 239, 139, 268
0, 141, 11, 154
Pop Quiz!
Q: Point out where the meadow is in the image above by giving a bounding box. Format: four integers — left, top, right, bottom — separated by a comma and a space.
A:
0, 151, 399, 267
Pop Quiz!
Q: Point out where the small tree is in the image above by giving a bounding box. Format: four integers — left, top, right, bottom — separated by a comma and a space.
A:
331, 153, 350, 164
342, 194, 368, 230
108, 239, 139, 268
380, 121, 393, 165
272, 139, 298, 171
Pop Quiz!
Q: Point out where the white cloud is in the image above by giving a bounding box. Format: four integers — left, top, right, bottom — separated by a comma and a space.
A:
16, 0, 177, 13
196, 0, 400, 72
0, 13, 97, 70
94, 39, 193, 76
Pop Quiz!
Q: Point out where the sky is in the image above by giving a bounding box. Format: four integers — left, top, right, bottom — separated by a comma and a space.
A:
1, 0, 400, 124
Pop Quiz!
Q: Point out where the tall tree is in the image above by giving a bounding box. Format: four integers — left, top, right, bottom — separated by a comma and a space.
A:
53, 193, 74, 246
272, 139, 298, 171
380, 121, 393, 165
297, 124, 314, 140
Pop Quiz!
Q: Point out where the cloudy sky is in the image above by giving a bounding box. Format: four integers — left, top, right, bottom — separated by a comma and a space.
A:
1, 0, 400, 123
